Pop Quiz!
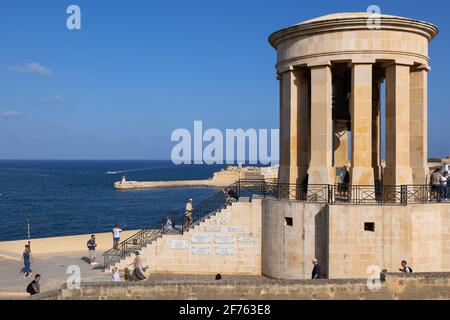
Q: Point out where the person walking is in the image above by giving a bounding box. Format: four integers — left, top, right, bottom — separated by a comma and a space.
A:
430, 168, 442, 201
87, 235, 98, 265
112, 225, 122, 250
311, 258, 321, 279
21, 245, 32, 278
128, 251, 146, 281
184, 198, 193, 229
399, 260, 413, 273
26, 274, 41, 296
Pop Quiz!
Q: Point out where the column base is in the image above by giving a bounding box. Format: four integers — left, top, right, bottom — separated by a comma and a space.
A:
411, 166, 430, 185
307, 166, 335, 185
350, 166, 375, 185
384, 166, 413, 186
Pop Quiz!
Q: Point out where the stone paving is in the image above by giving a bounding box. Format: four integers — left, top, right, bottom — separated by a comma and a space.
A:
0, 250, 109, 299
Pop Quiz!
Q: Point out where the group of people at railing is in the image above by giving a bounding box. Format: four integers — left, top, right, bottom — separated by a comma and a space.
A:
430, 167, 449, 202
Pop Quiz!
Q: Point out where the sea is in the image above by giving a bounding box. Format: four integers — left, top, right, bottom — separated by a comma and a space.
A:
0, 160, 226, 241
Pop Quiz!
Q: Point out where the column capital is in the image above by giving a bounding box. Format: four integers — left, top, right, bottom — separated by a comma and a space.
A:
381, 59, 415, 68
412, 64, 431, 72
348, 58, 376, 67
307, 60, 331, 68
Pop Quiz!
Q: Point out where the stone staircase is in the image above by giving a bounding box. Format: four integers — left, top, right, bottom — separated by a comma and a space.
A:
114, 199, 261, 275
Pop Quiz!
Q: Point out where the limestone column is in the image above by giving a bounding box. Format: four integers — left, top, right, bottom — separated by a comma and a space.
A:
350, 62, 375, 185
384, 62, 413, 186
410, 65, 429, 185
372, 75, 383, 183
278, 69, 299, 186
278, 69, 310, 189
307, 62, 334, 184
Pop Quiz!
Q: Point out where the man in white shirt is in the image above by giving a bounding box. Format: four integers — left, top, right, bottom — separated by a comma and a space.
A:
112, 225, 122, 250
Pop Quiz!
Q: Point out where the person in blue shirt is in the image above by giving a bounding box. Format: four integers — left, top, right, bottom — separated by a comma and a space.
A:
87, 235, 98, 265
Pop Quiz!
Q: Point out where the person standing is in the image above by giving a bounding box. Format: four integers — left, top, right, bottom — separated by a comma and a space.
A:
338, 166, 350, 196
399, 260, 413, 273
311, 258, 321, 279
21, 245, 32, 278
430, 168, 442, 201
112, 225, 122, 250
185, 198, 193, 229
440, 171, 449, 202
26, 274, 41, 296
87, 235, 98, 265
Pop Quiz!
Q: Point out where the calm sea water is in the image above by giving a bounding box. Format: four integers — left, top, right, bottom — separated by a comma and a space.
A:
0, 160, 226, 241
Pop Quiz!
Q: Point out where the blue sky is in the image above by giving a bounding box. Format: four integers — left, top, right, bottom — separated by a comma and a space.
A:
0, 0, 449, 160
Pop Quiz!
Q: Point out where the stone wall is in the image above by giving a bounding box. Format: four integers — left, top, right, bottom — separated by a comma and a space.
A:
260, 200, 450, 279
115, 200, 262, 275
261, 201, 328, 279
55, 273, 450, 300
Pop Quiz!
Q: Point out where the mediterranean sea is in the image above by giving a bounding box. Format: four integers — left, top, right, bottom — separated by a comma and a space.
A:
0, 160, 225, 241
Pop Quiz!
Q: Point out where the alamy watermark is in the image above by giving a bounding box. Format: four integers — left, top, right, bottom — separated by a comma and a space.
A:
67, 5, 81, 30
367, 5, 382, 29
171, 121, 279, 165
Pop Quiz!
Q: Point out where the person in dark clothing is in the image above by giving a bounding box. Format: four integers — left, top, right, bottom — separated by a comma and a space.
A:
311, 258, 321, 279
226, 188, 239, 204
399, 260, 413, 273
26, 274, 41, 296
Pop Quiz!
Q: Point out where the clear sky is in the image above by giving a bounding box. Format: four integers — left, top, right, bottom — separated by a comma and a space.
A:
0, 0, 449, 160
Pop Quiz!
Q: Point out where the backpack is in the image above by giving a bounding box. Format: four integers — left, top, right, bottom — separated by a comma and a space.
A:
26, 281, 35, 294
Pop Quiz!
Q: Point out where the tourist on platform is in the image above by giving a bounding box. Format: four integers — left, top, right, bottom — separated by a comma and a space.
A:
26, 274, 41, 296
440, 171, 449, 202
129, 251, 146, 281
20, 245, 33, 278
111, 267, 121, 282
338, 166, 350, 196
112, 224, 122, 250
311, 258, 321, 279
164, 216, 174, 232
185, 198, 193, 229
87, 235, 98, 265
430, 168, 442, 201
399, 260, 413, 273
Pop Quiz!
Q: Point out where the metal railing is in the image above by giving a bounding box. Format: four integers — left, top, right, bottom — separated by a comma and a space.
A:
233, 180, 440, 206
103, 182, 236, 269
104, 180, 441, 269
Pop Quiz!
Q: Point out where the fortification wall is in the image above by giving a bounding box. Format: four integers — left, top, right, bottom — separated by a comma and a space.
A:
55, 273, 450, 300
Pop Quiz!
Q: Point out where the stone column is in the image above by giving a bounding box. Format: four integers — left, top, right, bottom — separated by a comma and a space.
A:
384, 62, 414, 186
278, 69, 299, 186
307, 62, 334, 184
410, 65, 429, 185
350, 62, 375, 185
372, 75, 383, 183
278, 68, 310, 192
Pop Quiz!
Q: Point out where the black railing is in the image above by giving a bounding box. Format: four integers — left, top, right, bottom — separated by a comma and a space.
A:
233, 180, 439, 206
103, 182, 236, 269
104, 180, 441, 269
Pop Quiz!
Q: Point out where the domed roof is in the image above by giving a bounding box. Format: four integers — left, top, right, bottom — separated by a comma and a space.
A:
269, 12, 438, 48
297, 12, 406, 25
